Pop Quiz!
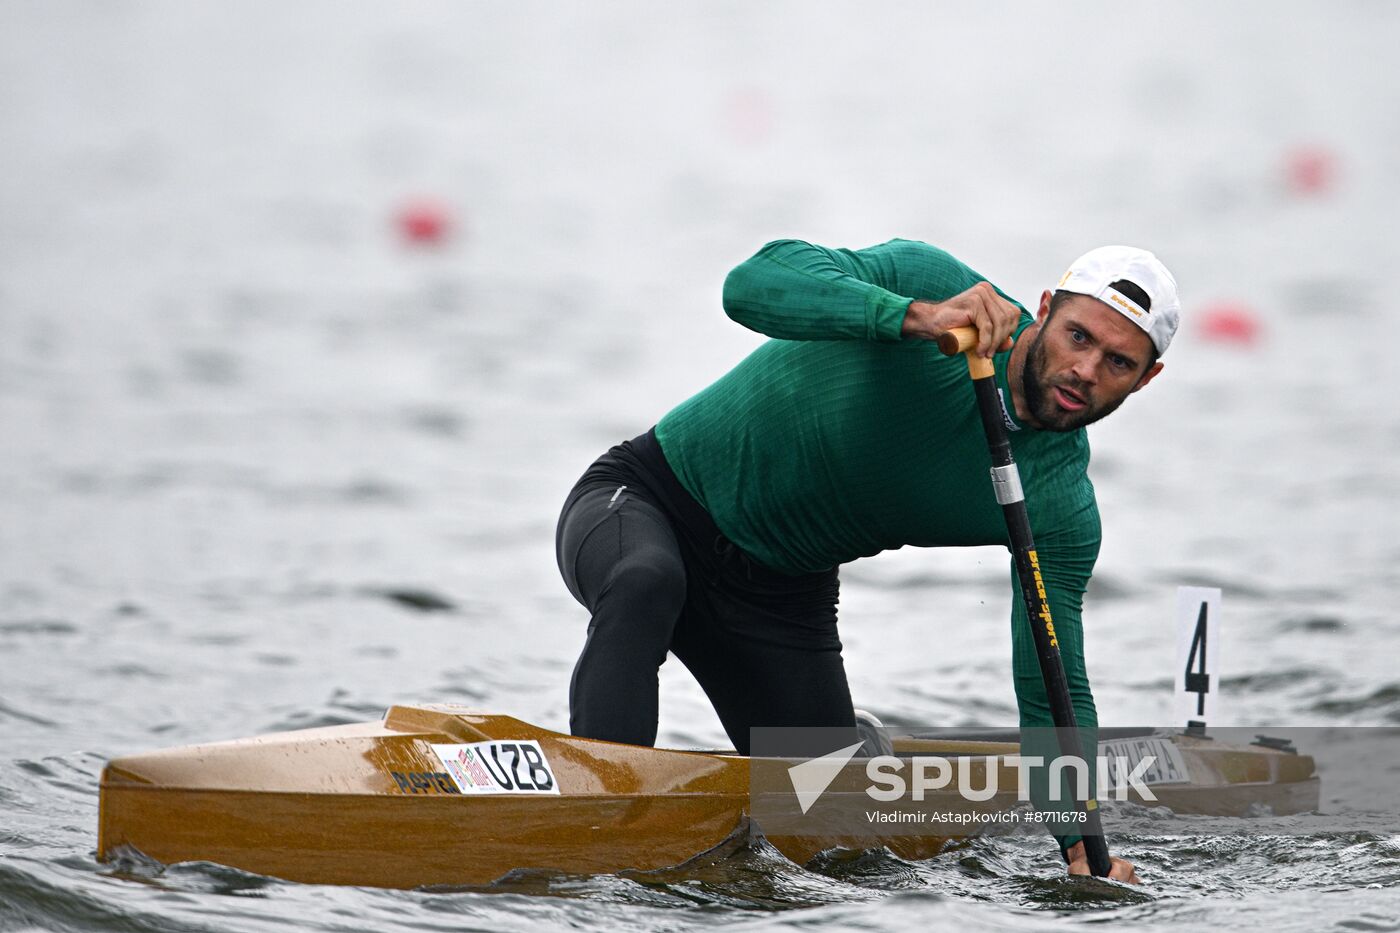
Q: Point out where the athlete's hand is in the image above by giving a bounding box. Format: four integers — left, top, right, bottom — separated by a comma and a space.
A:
1063, 841, 1141, 884
901, 282, 1020, 358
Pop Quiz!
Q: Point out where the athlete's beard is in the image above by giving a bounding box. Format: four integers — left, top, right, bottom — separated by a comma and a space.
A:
1021, 329, 1129, 432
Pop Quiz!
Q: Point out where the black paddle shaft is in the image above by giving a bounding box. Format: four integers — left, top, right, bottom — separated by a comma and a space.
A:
968, 372, 1114, 878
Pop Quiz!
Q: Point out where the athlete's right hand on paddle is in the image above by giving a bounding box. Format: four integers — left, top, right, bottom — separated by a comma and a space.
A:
901, 281, 1021, 358
1064, 841, 1141, 884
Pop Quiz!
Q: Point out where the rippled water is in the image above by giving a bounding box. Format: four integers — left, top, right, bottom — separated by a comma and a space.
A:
4, 2, 1400, 930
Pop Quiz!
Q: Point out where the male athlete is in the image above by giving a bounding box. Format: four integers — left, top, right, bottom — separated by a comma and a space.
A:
555, 238, 1178, 882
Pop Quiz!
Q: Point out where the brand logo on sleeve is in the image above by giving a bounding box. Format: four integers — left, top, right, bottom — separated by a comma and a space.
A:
997, 388, 1020, 432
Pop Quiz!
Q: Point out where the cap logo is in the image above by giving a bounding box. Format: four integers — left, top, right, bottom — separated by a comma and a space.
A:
1107, 291, 1145, 318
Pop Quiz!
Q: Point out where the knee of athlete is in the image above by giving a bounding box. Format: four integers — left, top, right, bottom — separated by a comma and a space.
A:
601, 551, 686, 612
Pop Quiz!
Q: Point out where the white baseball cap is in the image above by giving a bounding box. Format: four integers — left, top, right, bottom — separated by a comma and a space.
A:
1055, 246, 1181, 356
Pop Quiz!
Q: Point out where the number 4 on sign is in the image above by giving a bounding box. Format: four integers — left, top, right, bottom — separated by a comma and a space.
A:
1185, 603, 1208, 715
1176, 587, 1222, 728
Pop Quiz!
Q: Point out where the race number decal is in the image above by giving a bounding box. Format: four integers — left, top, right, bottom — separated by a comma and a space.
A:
429, 740, 561, 795
1098, 735, 1191, 790
1175, 586, 1222, 727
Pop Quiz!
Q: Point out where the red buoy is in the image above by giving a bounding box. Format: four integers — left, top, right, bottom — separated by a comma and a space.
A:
396, 199, 452, 245
1285, 147, 1337, 196
722, 87, 775, 146
1198, 302, 1262, 345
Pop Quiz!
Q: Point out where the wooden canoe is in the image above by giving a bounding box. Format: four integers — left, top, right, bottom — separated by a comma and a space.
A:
97, 704, 1319, 888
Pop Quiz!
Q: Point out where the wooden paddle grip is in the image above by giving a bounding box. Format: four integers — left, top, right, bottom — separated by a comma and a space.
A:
937, 326, 995, 379
935, 326, 979, 357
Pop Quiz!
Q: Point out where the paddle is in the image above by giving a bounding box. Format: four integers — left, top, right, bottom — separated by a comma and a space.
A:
936, 325, 1113, 878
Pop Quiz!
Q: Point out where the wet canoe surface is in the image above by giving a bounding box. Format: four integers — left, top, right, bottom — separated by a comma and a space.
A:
97, 705, 1320, 888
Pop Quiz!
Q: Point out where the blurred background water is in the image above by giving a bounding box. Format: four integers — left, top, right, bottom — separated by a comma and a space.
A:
3, 1, 1400, 930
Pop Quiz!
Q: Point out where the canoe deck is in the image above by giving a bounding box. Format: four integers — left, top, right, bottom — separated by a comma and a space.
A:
97, 704, 1318, 888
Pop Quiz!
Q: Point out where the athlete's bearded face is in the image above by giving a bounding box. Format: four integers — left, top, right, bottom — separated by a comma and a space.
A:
1020, 295, 1163, 432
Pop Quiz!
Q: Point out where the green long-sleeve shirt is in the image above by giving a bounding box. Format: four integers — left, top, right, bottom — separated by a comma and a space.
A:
654, 238, 1100, 847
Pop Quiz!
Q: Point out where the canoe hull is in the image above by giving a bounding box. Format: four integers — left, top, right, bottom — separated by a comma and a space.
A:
100, 705, 779, 887
97, 704, 1318, 888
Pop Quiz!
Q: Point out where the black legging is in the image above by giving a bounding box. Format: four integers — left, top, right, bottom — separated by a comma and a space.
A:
556, 431, 856, 755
